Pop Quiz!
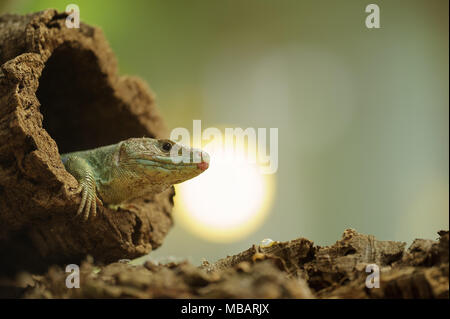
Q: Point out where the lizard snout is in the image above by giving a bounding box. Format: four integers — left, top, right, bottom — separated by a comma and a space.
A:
197, 151, 210, 171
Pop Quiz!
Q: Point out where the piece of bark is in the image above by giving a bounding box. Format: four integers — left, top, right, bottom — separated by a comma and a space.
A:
303, 228, 406, 291
0, 10, 173, 274
22, 259, 314, 299
204, 229, 407, 289
312, 230, 449, 298
3, 229, 447, 298
202, 237, 315, 278
206, 229, 448, 299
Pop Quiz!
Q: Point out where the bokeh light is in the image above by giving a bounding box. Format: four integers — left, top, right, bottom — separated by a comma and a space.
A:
174, 136, 275, 242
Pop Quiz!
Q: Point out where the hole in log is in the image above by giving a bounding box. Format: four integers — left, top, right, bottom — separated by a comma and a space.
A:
343, 248, 357, 256
0, 11, 171, 277
36, 42, 151, 154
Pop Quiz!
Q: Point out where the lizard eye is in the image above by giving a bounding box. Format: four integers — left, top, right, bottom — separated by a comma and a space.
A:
161, 142, 172, 152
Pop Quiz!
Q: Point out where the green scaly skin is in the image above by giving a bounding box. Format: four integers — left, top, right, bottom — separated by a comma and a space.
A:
61, 137, 210, 221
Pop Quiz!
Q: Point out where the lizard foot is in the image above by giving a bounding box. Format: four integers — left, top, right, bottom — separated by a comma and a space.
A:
74, 182, 103, 221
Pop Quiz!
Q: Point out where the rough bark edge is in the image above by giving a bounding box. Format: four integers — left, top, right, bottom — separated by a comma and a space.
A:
2, 229, 446, 299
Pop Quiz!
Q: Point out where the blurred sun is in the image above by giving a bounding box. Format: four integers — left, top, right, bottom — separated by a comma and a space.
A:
173, 138, 275, 242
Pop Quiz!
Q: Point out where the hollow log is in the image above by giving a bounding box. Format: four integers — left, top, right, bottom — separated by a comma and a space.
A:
0, 10, 174, 274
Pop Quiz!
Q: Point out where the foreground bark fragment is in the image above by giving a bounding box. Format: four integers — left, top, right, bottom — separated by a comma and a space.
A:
8, 229, 448, 299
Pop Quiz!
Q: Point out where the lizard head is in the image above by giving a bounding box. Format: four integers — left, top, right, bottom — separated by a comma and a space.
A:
116, 137, 209, 188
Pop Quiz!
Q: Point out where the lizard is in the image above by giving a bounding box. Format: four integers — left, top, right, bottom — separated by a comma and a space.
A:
60, 137, 210, 221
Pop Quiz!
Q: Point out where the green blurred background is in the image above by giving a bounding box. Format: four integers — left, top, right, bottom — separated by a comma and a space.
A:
1, 0, 448, 264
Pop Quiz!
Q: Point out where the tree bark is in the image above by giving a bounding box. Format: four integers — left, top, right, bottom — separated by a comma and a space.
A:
0, 10, 174, 274
7, 229, 447, 299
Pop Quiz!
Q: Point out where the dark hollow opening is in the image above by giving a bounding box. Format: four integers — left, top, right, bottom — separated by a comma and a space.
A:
36, 42, 150, 154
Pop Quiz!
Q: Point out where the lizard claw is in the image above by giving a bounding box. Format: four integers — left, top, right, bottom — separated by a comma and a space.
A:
75, 183, 88, 218
74, 181, 101, 221
96, 196, 103, 207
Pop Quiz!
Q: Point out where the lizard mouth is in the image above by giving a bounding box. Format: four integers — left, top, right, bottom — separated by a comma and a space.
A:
132, 157, 209, 171
131, 150, 210, 171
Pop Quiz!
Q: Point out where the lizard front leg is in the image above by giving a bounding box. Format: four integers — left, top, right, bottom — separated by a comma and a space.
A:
63, 156, 103, 221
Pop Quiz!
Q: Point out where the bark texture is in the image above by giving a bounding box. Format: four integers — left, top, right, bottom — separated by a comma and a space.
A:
0, 10, 174, 274
2, 229, 446, 299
